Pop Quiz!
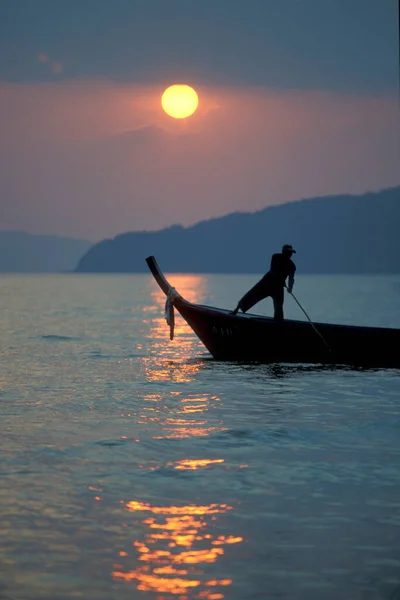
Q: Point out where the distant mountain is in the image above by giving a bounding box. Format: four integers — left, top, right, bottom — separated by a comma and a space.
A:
0, 231, 91, 273
75, 186, 400, 274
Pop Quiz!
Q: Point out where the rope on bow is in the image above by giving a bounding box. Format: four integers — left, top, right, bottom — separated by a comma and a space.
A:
165, 287, 181, 340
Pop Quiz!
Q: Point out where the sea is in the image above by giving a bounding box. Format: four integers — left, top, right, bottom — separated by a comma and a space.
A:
1, 273, 400, 600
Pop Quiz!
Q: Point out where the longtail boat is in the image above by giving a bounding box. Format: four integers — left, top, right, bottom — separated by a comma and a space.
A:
146, 256, 400, 368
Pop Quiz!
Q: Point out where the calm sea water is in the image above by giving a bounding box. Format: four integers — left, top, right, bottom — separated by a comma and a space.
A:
1, 273, 400, 600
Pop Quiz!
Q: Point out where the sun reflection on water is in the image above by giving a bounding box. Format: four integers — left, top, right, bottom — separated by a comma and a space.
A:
152, 274, 208, 306
142, 274, 209, 368
138, 391, 228, 440
116, 275, 241, 597
172, 459, 225, 471
143, 356, 204, 383
112, 498, 243, 599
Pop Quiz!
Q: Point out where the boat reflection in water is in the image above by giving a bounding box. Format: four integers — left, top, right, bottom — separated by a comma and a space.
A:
112, 496, 243, 599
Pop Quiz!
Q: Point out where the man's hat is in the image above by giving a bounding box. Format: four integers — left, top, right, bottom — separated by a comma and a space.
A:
282, 244, 296, 253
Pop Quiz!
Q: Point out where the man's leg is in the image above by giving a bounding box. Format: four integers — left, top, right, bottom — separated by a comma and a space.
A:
232, 279, 271, 315
231, 304, 240, 315
272, 289, 284, 320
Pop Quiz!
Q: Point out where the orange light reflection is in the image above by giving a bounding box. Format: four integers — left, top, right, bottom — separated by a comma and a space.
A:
155, 274, 208, 305
112, 500, 243, 599
138, 391, 227, 441
142, 274, 210, 383
172, 459, 225, 471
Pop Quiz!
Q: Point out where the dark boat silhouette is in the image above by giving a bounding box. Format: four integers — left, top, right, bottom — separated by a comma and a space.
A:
146, 255, 400, 368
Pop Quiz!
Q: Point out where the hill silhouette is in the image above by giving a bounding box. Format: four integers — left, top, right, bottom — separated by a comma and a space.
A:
0, 231, 91, 273
75, 186, 400, 274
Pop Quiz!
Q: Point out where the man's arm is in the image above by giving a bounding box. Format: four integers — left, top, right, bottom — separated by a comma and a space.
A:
287, 262, 296, 293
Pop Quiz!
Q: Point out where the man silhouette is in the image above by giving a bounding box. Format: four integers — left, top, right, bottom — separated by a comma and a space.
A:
232, 244, 296, 320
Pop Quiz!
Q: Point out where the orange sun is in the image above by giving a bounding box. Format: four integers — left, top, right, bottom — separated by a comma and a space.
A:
161, 84, 199, 119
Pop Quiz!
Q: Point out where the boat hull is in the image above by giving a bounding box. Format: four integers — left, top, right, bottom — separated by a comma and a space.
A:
176, 300, 400, 368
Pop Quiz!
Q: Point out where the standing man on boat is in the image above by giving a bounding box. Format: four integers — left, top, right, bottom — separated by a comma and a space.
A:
232, 244, 296, 320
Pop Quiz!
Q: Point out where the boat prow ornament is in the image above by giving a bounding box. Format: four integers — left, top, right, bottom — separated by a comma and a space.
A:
165, 287, 181, 340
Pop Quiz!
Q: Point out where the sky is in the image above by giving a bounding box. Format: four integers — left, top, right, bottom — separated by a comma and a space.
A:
0, 0, 399, 241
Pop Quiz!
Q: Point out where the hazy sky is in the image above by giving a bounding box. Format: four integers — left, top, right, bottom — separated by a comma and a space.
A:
1, 0, 399, 240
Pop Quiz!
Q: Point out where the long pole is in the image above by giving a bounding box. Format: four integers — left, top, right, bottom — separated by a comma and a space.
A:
287, 289, 332, 354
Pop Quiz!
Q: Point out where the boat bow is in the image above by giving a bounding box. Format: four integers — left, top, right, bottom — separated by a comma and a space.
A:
146, 256, 183, 340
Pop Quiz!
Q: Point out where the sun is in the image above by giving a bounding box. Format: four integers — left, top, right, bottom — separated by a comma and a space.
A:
161, 84, 199, 119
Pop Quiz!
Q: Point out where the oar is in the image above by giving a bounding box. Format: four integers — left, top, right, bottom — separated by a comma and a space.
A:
286, 288, 332, 354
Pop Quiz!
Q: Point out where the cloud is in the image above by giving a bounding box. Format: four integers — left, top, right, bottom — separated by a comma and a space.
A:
36, 53, 49, 63
51, 62, 63, 74
36, 52, 63, 75
0, 80, 399, 240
